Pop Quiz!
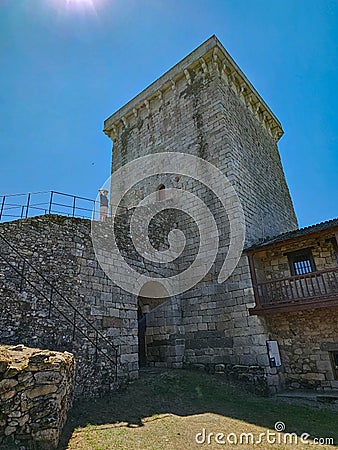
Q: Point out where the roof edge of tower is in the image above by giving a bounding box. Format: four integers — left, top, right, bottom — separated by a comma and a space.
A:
103, 35, 283, 142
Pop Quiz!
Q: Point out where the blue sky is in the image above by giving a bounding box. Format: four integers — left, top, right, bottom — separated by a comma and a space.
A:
0, 0, 337, 227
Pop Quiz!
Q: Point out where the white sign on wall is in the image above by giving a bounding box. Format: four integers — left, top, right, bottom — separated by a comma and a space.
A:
266, 340, 282, 367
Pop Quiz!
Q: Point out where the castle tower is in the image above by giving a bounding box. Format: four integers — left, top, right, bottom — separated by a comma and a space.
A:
103, 36, 298, 391
104, 36, 297, 242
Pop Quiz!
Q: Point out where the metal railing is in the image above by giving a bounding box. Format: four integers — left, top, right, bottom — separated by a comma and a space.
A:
0, 191, 98, 222
255, 267, 338, 307
0, 232, 118, 382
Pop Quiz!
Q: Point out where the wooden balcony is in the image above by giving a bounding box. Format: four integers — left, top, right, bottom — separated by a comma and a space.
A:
250, 267, 338, 315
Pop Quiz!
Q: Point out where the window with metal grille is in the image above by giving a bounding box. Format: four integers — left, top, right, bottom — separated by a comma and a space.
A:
287, 248, 316, 276
329, 351, 338, 380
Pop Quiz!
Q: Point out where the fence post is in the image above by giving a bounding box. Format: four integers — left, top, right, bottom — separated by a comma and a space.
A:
72, 196, 76, 217
0, 196, 5, 221
48, 191, 54, 214
25, 193, 31, 219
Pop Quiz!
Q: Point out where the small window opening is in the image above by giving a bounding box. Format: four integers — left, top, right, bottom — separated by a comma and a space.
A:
157, 184, 165, 201
287, 248, 316, 276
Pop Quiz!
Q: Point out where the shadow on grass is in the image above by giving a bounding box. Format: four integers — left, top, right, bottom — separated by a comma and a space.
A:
58, 369, 338, 449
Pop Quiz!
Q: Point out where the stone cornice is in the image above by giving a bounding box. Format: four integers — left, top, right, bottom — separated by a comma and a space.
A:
103, 35, 284, 142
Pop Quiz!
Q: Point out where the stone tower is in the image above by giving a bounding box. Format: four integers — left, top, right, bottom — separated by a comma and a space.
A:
103, 36, 298, 392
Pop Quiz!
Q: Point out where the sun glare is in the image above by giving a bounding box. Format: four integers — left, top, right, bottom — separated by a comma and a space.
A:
50, 0, 106, 14
65, 0, 93, 6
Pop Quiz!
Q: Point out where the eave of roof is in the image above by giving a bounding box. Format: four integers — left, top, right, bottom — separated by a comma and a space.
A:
246, 217, 338, 251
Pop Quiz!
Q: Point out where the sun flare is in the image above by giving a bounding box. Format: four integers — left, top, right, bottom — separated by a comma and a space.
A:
65, 0, 93, 5
50, 0, 106, 14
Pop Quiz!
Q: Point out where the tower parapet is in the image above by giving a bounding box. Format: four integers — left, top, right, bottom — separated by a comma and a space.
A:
104, 35, 283, 143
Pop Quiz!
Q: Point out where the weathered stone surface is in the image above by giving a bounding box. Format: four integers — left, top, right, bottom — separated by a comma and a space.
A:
267, 306, 338, 391
4, 425, 16, 436
256, 230, 338, 391
4, 366, 20, 378
30, 399, 56, 421
34, 370, 62, 384
1, 390, 17, 401
0, 345, 75, 450
26, 384, 57, 399
0, 347, 10, 373
102, 316, 124, 328
32, 427, 59, 448
0, 215, 134, 398
0, 378, 18, 394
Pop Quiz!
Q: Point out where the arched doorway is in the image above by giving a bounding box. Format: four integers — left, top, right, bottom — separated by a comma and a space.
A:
137, 281, 169, 367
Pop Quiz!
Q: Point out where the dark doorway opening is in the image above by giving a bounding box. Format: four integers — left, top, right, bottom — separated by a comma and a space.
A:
138, 303, 147, 367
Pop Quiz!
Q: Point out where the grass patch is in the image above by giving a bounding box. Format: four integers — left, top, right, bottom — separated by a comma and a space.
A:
61, 369, 338, 449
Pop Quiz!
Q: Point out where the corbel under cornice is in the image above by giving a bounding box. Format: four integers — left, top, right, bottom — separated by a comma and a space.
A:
103, 35, 284, 143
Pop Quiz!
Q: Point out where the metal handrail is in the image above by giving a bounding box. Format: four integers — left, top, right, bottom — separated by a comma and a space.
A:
0, 190, 131, 223
0, 232, 118, 381
51, 190, 96, 203
0, 191, 98, 222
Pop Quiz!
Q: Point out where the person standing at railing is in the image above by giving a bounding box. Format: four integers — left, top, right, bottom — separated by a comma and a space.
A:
98, 189, 109, 221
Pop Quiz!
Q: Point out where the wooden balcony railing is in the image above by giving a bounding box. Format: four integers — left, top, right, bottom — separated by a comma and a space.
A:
251, 267, 338, 313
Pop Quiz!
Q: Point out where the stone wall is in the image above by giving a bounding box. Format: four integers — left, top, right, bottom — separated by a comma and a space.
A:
0, 345, 75, 450
252, 231, 338, 391
253, 232, 338, 282
143, 297, 185, 369
266, 307, 338, 390
0, 215, 138, 398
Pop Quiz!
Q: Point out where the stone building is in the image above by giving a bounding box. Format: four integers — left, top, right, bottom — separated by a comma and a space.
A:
248, 218, 338, 390
102, 35, 337, 393
0, 35, 337, 397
